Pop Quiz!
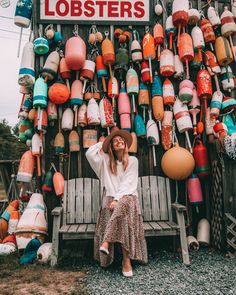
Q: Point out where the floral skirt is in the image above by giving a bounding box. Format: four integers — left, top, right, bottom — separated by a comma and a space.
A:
94, 195, 148, 267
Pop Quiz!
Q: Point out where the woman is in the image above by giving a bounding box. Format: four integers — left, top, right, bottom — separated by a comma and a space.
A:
85, 129, 148, 277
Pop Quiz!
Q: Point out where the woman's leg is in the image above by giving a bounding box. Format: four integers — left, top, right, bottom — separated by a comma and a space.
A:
122, 247, 132, 272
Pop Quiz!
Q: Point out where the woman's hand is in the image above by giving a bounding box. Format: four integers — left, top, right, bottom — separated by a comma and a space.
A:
109, 200, 118, 211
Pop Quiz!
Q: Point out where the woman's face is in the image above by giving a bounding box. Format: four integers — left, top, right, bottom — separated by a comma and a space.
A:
112, 136, 125, 152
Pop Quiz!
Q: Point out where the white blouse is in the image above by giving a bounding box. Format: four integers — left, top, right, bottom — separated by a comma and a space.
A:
85, 142, 138, 201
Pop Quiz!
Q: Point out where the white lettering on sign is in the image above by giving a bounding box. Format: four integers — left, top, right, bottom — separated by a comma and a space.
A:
39, 0, 150, 24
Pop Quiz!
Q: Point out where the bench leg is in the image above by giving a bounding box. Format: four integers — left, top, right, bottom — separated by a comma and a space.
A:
51, 214, 61, 267
176, 211, 190, 265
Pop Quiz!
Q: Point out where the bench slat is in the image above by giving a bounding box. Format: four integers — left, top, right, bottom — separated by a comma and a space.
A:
149, 221, 162, 231
84, 178, 92, 223
142, 176, 152, 221
60, 225, 70, 233
92, 179, 100, 223
157, 221, 172, 230
150, 176, 160, 220
87, 223, 96, 233
76, 178, 83, 223
68, 224, 79, 233
166, 221, 179, 230
62, 181, 67, 224
143, 222, 153, 231
77, 224, 87, 233
165, 178, 173, 222
68, 179, 76, 223
158, 177, 168, 220
137, 178, 143, 215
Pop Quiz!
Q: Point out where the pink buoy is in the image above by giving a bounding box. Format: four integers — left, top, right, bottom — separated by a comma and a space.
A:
65, 33, 86, 71
187, 173, 203, 212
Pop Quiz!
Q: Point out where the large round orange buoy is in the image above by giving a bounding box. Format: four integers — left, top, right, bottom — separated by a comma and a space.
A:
161, 143, 195, 180
48, 81, 70, 104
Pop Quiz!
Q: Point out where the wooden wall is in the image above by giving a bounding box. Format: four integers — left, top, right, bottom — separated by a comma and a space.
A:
32, 0, 234, 238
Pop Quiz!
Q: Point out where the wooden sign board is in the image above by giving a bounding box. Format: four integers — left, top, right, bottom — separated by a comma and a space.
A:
38, 0, 153, 25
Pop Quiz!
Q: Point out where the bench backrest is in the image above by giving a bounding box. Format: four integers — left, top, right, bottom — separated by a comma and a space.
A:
62, 176, 173, 225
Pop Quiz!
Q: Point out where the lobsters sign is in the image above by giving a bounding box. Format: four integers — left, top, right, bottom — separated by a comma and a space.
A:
39, 0, 151, 24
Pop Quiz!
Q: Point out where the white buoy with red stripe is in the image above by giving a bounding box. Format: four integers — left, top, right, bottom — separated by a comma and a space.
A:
99, 97, 115, 129
32, 133, 43, 177
78, 103, 87, 127
173, 97, 193, 152
131, 30, 143, 64
172, 0, 189, 43
188, 88, 200, 135
146, 112, 159, 167
220, 6, 236, 61
80, 59, 95, 93
207, 6, 221, 29
160, 49, 175, 77
161, 111, 173, 151
87, 98, 100, 126
191, 26, 205, 62
163, 79, 175, 105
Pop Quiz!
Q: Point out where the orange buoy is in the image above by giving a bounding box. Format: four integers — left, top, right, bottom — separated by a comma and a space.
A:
161, 143, 195, 180
153, 23, 164, 61
48, 81, 70, 105
178, 33, 194, 79
152, 95, 164, 130
161, 111, 173, 151
53, 172, 64, 197
101, 31, 115, 77
142, 31, 156, 82
200, 19, 215, 50
17, 150, 35, 183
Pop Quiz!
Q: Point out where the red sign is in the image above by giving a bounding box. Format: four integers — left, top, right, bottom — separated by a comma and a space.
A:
39, 0, 152, 25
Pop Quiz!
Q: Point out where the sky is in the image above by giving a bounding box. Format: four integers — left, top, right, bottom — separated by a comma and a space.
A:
0, 0, 30, 127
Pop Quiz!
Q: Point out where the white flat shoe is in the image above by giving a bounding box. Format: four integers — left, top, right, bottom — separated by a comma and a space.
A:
99, 246, 109, 255
122, 269, 133, 277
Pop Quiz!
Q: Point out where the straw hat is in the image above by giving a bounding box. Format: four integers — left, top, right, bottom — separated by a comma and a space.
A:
102, 129, 133, 153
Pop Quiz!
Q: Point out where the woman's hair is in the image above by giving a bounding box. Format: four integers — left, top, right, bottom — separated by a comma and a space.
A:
108, 138, 129, 175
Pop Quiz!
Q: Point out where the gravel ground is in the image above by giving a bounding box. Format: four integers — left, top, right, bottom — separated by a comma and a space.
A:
59, 241, 236, 295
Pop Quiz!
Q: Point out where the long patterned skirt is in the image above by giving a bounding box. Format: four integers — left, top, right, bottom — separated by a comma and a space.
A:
94, 195, 148, 267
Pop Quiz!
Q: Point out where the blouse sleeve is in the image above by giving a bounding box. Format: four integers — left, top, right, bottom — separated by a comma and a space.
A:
85, 142, 103, 179
114, 157, 138, 201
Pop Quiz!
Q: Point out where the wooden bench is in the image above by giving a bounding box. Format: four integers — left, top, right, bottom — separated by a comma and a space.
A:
51, 176, 190, 266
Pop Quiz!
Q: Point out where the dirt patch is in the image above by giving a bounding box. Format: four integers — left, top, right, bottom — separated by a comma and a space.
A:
0, 254, 89, 295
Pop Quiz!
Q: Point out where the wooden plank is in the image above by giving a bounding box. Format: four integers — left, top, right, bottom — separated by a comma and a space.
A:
68, 179, 76, 224
149, 221, 162, 231
137, 178, 143, 215
87, 223, 96, 233
158, 176, 168, 220
77, 224, 88, 233
165, 178, 173, 222
62, 180, 67, 225
166, 221, 179, 230
68, 224, 79, 233
150, 176, 160, 220
84, 178, 92, 223
142, 176, 152, 221
76, 178, 84, 223
158, 221, 172, 231
144, 229, 177, 237
143, 222, 153, 231
59, 225, 70, 233
92, 178, 100, 223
